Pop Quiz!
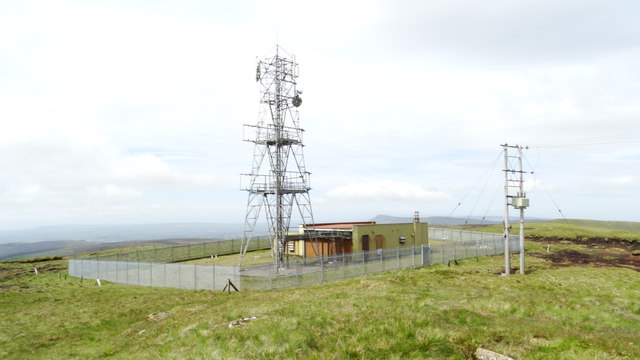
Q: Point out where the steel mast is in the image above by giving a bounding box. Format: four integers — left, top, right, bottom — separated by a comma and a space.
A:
240, 46, 316, 269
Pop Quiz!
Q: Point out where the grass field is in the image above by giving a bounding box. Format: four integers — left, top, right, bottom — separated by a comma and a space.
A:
1, 240, 639, 359
185, 249, 275, 266
467, 219, 640, 242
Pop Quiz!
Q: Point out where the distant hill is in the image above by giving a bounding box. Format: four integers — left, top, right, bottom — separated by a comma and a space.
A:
0, 223, 271, 244
372, 214, 501, 225
0, 222, 269, 260
0, 238, 230, 261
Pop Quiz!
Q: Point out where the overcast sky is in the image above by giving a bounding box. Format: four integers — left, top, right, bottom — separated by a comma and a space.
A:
1, 0, 639, 230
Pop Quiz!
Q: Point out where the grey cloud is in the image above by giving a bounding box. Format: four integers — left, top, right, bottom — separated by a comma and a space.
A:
374, 0, 640, 65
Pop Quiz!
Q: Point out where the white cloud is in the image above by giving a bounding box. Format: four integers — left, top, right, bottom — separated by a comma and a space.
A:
375, 0, 640, 64
87, 184, 142, 201
0, 184, 42, 205
325, 181, 450, 202
599, 175, 637, 188
524, 179, 556, 193
1, 1, 640, 228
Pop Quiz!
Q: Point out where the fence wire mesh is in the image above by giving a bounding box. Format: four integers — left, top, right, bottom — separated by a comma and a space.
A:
68, 229, 519, 291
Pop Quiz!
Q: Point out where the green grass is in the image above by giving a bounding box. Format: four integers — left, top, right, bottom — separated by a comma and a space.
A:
185, 249, 275, 266
1, 244, 639, 359
467, 219, 640, 242
70, 245, 164, 258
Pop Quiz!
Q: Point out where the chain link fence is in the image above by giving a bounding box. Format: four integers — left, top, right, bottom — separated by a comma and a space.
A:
73, 237, 272, 263
68, 229, 519, 291
68, 237, 271, 291
239, 229, 519, 290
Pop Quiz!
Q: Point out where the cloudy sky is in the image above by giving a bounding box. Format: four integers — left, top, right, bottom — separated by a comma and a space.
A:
1, 0, 639, 230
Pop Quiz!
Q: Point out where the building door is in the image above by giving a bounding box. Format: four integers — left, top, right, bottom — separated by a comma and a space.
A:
375, 235, 384, 250
362, 235, 370, 251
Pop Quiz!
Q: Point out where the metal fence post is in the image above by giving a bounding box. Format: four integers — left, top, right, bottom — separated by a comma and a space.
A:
396, 247, 400, 269
362, 252, 366, 274
194, 264, 197, 291
491, 236, 496, 255
410, 245, 414, 267
212, 264, 215, 291
421, 244, 424, 266
453, 242, 457, 261
342, 253, 346, 279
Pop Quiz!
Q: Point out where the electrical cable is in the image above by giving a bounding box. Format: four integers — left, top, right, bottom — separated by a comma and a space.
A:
464, 156, 500, 224
447, 151, 502, 219
521, 153, 570, 224
479, 184, 502, 226
529, 133, 640, 149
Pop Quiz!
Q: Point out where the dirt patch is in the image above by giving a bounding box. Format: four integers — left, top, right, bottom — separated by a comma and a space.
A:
528, 236, 640, 251
5, 256, 64, 264
0, 266, 30, 282
38, 263, 66, 273
0, 284, 25, 292
0, 261, 65, 283
529, 239, 640, 272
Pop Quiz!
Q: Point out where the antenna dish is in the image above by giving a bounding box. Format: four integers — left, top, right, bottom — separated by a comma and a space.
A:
292, 95, 302, 107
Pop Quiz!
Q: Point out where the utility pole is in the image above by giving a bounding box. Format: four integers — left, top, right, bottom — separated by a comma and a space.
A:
517, 146, 526, 275
503, 145, 510, 275
501, 144, 530, 275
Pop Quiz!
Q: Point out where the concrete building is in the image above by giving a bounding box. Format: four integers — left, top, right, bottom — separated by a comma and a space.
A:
287, 220, 429, 258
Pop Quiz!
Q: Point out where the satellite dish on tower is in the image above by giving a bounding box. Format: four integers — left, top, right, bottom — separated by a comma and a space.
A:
292, 95, 302, 107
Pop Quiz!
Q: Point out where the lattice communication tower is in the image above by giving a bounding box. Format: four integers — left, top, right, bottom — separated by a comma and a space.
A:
240, 46, 316, 269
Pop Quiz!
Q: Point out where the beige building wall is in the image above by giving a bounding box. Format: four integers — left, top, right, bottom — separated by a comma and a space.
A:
351, 223, 428, 253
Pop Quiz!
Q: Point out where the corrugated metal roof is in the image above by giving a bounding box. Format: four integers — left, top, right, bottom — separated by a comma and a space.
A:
304, 221, 376, 230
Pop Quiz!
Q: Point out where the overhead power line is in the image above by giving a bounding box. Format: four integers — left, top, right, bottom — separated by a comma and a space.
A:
447, 151, 503, 219
529, 134, 640, 149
